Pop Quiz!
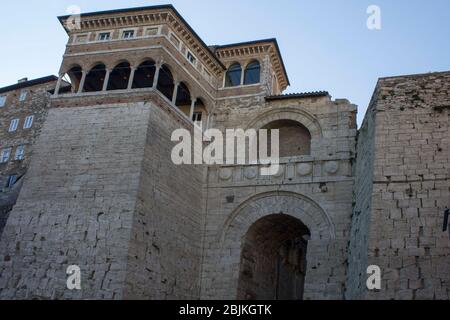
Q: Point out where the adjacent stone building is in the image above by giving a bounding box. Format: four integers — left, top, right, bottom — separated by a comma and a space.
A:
0, 5, 448, 300
0, 76, 59, 236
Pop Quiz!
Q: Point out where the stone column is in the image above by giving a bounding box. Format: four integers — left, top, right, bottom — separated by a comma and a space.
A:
153, 63, 162, 89
240, 66, 245, 86
54, 74, 63, 96
102, 69, 111, 91
205, 113, 211, 131
189, 98, 197, 121
78, 71, 87, 94
127, 67, 136, 90
172, 81, 180, 105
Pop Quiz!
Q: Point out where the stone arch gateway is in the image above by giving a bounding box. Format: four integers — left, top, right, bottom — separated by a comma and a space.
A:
201, 191, 337, 300
237, 214, 311, 300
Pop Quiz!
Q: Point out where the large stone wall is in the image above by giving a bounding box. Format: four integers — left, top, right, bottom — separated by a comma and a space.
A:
345, 93, 378, 299
351, 71, 450, 300
0, 103, 151, 299
123, 102, 205, 300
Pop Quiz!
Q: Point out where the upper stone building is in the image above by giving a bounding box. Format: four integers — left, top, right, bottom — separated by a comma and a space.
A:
0, 5, 448, 300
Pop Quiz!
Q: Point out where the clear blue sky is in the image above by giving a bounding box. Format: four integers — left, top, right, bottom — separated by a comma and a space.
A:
1, 0, 449, 125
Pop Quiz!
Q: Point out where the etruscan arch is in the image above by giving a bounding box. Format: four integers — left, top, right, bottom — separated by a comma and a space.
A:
210, 191, 335, 300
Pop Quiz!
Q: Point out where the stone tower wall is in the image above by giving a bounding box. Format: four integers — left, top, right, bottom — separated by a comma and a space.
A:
124, 101, 205, 300
346, 93, 378, 299
350, 72, 450, 300
0, 102, 151, 299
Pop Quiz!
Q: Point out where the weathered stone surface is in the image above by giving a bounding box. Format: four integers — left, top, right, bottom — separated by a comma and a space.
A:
347, 71, 450, 301
0, 5, 448, 301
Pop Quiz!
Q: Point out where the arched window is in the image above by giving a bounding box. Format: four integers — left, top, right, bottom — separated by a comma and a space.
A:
157, 65, 175, 101
132, 60, 156, 89
59, 65, 83, 94
107, 62, 131, 91
261, 120, 312, 157
83, 63, 106, 92
244, 60, 261, 85
175, 82, 192, 113
225, 63, 242, 87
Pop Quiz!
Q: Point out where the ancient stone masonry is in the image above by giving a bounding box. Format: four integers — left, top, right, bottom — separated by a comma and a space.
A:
0, 5, 448, 300
201, 94, 357, 300
347, 72, 450, 300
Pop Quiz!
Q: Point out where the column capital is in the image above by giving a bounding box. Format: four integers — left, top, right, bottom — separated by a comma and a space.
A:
155, 59, 164, 68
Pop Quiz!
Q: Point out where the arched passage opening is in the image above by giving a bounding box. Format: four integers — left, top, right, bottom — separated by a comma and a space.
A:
201, 191, 335, 300
83, 63, 106, 92
157, 64, 175, 101
59, 65, 83, 94
107, 62, 131, 90
237, 214, 310, 300
132, 60, 156, 89
261, 120, 312, 157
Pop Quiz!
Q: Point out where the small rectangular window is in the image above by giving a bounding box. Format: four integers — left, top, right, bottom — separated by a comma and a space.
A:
6, 175, 18, 188
15, 145, 25, 161
98, 32, 111, 41
193, 112, 203, 128
187, 52, 197, 65
1, 148, 11, 163
9, 119, 19, 132
0, 95, 6, 107
122, 30, 135, 39
24, 115, 34, 129
19, 90, 27, 102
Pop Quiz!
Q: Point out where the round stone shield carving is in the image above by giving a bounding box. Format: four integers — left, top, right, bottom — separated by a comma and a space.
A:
244, 167, 258, 180
219, 168, 233, 181
324, 161, 339, 174
297, 163, 313, 176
